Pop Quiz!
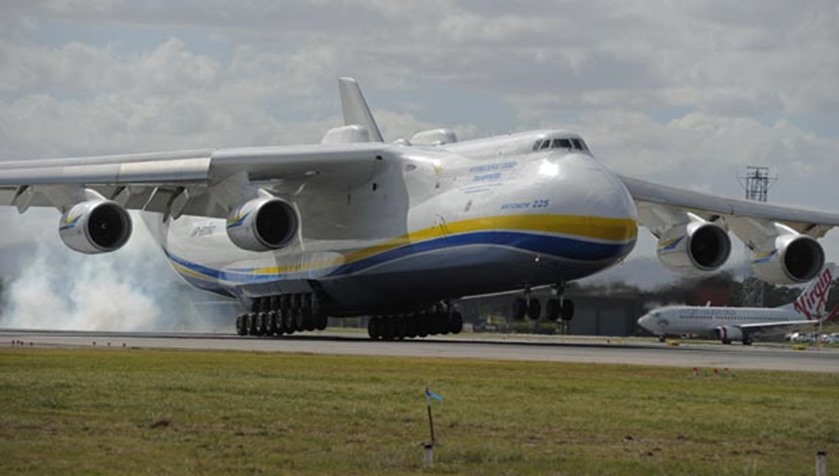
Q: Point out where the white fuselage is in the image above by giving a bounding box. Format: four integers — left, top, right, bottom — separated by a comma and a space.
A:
637, 306, 800, 337
152, 131, 639, 314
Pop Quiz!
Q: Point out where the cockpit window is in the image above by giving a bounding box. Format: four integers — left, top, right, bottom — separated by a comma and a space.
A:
552, 138, 572, 149
532, 137, 590, 153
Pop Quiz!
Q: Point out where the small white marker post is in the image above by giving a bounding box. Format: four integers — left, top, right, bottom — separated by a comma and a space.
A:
423, 386, 442, 469
816, 451, 827, 476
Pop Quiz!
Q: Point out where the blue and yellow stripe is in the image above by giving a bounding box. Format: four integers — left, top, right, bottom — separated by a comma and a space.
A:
165, 213, 637, 287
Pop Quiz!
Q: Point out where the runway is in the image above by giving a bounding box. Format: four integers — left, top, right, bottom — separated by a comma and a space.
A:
3, 328, 838, 373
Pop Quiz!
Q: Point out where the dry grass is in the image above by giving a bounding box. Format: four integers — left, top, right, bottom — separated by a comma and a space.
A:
0, 347, 837, 475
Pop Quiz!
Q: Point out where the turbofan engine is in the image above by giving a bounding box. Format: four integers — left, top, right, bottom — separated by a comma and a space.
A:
713, 325, 743, 344
656, 221, 731, 274
226, 196, 298, 252
59, 200, 133, 254
751, 234, 824, 284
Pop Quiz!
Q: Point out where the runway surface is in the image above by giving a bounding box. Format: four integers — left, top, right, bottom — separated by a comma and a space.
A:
3, 328, 838, 373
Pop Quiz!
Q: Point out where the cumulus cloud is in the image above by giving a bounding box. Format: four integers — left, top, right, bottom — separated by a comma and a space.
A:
1, 0, 839, 312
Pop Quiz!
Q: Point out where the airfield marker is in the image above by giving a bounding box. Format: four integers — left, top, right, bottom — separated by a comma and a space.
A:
423, 387, 444, 468
816, 451, 827, 476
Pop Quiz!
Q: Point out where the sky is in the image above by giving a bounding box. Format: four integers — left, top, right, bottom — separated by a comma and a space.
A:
1, 1, 839, 295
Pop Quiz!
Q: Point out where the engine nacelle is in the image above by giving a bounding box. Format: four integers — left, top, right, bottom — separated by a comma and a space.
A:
713, 325, 743, 344
656, 221, 731, 274
321, 124, 371, 144
410, 128, 457, 146
751, 234, 824, 284
59, 200, 132, 254
226, 196, 298, 252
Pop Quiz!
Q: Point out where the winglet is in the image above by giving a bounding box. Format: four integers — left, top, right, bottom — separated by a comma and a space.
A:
338, 77, 384, 142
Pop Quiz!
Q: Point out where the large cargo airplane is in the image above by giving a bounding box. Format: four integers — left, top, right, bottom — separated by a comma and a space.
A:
637, 265, 836, 344
2, 77, 839, 340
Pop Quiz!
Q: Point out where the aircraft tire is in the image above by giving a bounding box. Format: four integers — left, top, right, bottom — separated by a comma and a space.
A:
381, 318, 395, 340
417, 313, 429, 338
235, 314, 246, 336
527, 299, 541, 320
315, 312, 328, 331
268, 311, 279, 336
256, 312, 268, 336
561, 300, 575, 321
276, 310, 287, 334
428, 312, 442, 335
405, 315, 418, 338
293, 308, 304, 332
394, 316, 407, 340
512, 298, 527, 320
449, 311, 463, 334
367, 317, 379, 340
247, 313, 258, 335
302, 308, 316, 332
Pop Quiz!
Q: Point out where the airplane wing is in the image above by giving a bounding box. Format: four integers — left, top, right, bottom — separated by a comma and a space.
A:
739, 320, 822, 331
619, 174, 839, 284
619, 175, 839, 241
733, 305, 838, 334
0, 143, 391, 219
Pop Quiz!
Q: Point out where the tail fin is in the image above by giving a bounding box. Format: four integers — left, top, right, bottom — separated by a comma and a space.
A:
338, 77, 384, 142
783, 264, 835, 320
823, 305, 839, 322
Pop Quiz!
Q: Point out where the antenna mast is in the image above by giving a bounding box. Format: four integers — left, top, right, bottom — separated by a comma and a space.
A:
738, 166, 778, 306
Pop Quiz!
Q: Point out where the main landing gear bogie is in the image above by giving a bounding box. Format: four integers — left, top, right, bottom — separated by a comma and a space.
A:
235, 293, 327, 337
368, 310, 464, 341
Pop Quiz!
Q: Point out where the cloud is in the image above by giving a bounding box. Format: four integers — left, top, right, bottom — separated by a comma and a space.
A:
1, 0, 838, 286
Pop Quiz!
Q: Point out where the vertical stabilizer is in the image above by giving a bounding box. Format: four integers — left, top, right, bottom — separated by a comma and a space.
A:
780, 264, 834, 319
338, 77, 384, 142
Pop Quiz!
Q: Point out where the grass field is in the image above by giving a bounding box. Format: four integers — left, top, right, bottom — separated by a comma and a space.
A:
1, 348, 837, 475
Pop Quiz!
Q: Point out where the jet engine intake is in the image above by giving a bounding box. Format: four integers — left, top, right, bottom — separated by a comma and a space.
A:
713, 325, 743, 344
59, 200, 133, 254
656, 221, 731, 274
226, 196, 298, 252
751, 234, 824, 284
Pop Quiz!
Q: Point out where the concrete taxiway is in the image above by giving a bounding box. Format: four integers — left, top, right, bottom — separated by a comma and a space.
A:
2, 329, 837, 373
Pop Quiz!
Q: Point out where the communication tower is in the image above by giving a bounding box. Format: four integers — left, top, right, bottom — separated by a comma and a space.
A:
738, 166, 777, 306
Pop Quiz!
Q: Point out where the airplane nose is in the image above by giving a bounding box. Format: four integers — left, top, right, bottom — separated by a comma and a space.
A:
551, 153, 638, 258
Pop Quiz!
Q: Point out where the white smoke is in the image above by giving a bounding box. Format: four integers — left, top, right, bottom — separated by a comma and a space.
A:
0, 213, 235, 332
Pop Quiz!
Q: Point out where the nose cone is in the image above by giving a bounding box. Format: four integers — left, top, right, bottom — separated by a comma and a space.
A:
550, 153, 638, 260
637, 313, 653, 333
